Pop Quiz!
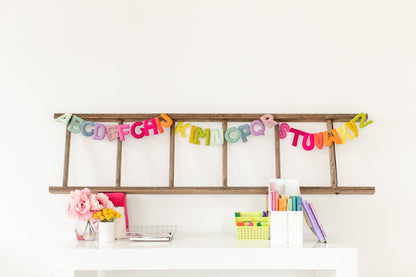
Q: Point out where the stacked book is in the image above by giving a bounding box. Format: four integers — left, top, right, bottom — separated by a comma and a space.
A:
302, 200, 328, 243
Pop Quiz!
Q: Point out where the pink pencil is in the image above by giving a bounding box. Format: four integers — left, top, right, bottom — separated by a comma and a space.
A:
270, 183, 275, 211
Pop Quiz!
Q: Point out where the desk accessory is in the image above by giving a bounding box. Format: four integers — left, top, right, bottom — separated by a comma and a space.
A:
269, 180, 303, 244
126, 225, 177, 242
302, 200, 327, 243
235, 212, 270, 240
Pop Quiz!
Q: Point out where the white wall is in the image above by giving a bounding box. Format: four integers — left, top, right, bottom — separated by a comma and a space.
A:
0, 0, 415, 276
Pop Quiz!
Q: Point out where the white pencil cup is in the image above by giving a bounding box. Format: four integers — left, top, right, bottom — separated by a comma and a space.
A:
288, 211, 303, 244
99, 222, 116, 242
270, 211, 287, 244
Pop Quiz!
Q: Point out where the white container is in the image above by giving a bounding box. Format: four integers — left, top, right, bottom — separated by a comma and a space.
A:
270, 211, 287, 244
99, 222, 116, 242
113, 207, 126, 240
288, 211, 303, 244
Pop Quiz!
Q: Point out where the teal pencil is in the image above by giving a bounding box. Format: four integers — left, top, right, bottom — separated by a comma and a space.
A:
292, 196, 297, 211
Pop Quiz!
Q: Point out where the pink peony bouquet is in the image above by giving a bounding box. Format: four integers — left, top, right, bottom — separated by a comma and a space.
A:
67, 188, 114, 221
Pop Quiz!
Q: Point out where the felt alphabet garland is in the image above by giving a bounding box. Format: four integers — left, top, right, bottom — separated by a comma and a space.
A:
55, 113, 373, 151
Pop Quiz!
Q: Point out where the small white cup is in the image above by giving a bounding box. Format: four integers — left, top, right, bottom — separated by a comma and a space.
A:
99, 222, 116, 242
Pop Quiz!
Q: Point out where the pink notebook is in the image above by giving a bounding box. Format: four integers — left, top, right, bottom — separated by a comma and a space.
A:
104, 193, 129, 228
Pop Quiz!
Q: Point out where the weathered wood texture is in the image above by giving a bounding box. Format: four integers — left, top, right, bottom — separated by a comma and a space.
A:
50, 113, 375, 195
169, 121, 176, 188
54, 113, 365, 122
49, 186, 375, 195
222, 120, 228, 187
326, 120, 338, 188
115, 119, 123, 187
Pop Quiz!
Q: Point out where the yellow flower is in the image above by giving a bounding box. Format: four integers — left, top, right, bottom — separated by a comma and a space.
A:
105, 215, 111, 221
97, 211, 103, 217
93, 214, 98, 219
108, 208, 113, 213
116, 213, 121, 218
103, 208, 108, 214
100, 216, 105, 221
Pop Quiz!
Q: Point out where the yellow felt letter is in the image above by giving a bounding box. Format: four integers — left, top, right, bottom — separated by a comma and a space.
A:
336, 124, 355, 144
175, 122, 191, 138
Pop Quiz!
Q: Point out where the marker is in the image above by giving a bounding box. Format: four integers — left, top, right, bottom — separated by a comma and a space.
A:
275, 191, 279, 211
282, 195, 287, 211
297, 196, 303, 211
292, 196, 297, 211
288, 198, 292, 211
235, 212, 239, 217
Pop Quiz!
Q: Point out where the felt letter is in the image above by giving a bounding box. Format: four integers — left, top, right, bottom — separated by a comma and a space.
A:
314, 132, 324, 149
194, 127, 211, 145
130, 122, 145, 139
189, 125, 196, 143
238, 124, 251, 143
211, 129, 224, 145
336, 124, 355, 144
249, 120, 265, 136
302, 133, 315, 151
143, 118, 159, 136
93, 123, 107, 140
154, 117, 164, 134
55, 113, 72, 125
175, 122, 191, 137
107, 125, 119, 141
290, 128, 305, 147
279, 123, 291, 139
324, 129, 342, 147
225, 127, 242, 143
160, 113, 173, 128
346, 120, 359, 137
117, 124, 130, 141
67, 115, 85, 134
81, 121, 95, 137
260, 114, 279, 128
352, 112, 373, 128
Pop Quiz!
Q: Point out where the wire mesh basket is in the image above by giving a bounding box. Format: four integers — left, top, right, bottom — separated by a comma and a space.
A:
125, 225, 177, 242
235, 212, 270, 240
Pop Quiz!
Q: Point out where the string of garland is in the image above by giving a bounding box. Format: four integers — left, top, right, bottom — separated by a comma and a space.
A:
55, 113, 373, 151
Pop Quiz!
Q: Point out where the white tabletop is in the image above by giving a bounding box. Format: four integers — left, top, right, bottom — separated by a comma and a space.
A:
59, 232, 354, 249
54, 233, 357, 274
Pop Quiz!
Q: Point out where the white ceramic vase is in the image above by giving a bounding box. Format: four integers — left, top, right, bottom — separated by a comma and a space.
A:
99, 222, 116, 242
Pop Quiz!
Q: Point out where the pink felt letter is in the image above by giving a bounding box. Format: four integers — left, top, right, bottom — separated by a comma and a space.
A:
131, 122, 145, 139
290, 128, 305, 147
279, 123, 291, 139
260, 114, 278, 128
106, 125, 119, 141
302, 133, 315, 151
117, 124, 131, 141
143, 118, 159, 136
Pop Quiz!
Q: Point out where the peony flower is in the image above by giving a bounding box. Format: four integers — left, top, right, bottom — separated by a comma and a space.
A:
95, 193, 114, 209
67, 189, 115, 221
67, 188, 94, 221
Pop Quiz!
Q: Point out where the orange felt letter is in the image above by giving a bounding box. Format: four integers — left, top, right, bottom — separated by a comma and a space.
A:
160, 113, 173, 128
324, 129, 342, 147
314, 132, 324, 149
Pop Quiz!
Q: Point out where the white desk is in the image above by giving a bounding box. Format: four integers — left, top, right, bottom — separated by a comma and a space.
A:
53, 233, 357, 277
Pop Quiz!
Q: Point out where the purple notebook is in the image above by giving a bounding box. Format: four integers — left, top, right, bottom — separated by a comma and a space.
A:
302, 200, 325, 242
309, 202, 328, 243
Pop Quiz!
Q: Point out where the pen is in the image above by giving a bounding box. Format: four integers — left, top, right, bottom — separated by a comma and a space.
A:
292, 196, 297, 211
